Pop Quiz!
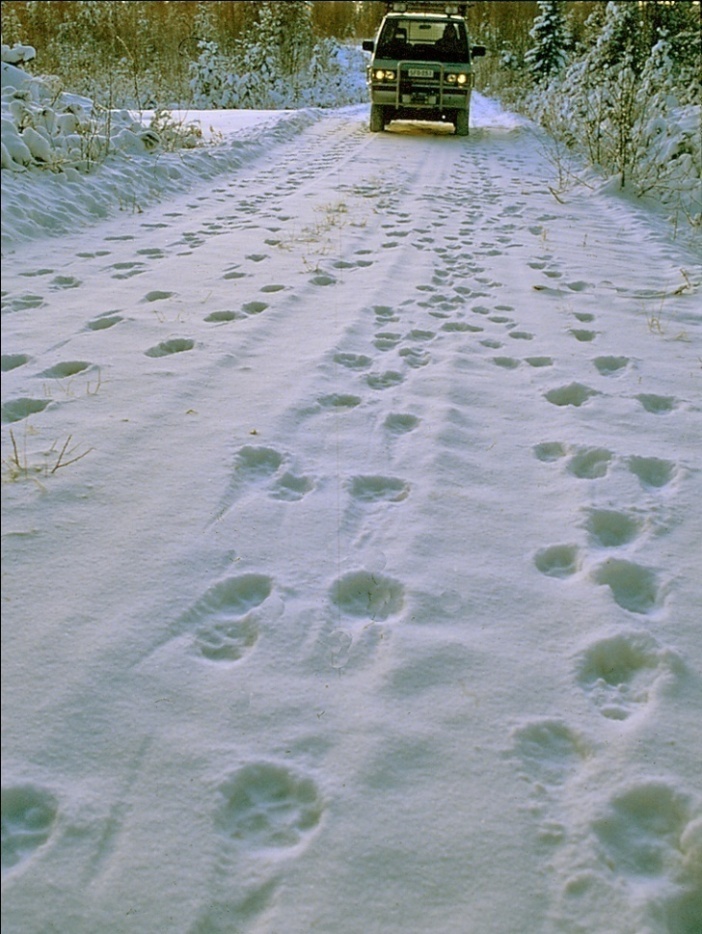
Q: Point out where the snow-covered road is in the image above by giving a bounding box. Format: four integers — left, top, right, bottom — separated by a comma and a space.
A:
3, 101, 701, 933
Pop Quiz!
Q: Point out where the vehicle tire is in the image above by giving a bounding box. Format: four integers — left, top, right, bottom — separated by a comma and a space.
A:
455, 109, 469, 136
370, 104, 385, 133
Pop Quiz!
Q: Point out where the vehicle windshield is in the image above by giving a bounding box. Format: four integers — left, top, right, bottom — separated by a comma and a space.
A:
376, 18, 469, 63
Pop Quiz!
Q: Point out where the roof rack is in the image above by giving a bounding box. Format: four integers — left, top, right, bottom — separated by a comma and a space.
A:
384, 2, 469, 16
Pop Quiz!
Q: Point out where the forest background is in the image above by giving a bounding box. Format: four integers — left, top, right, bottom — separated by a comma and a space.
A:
2, 1, 700, 229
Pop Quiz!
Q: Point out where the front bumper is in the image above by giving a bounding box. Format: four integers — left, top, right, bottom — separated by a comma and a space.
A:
368, 59, 473, 112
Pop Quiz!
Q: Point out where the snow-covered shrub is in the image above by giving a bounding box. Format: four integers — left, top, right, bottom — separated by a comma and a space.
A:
302, 40, 368, 108
189, 33, 367, 112
1, 43, 203, 175
188, 40, 239, 110
629, 40, 702, 224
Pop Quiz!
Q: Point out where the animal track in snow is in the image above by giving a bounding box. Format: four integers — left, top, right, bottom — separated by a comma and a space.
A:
545, 383, 599, 407
317, 393, 362, 410
215, 762, 322, 852
628, 455, 676, 490
570, 329, 597, 343
330, 570, 405, 621
508, 330, 534, 341
511, 719, 590, 789
37, 360, 92, 379
592, 559, 660, 615
234, 446, 284, 482
110, 262, 145, 280
224, 446, 314, 503
584, 509, 642, 548
49, 274, 81, 290
205, 310, 246, 323
399, 347, 430, 368
5, 293, 45, 311
535, 544, 581, 578
142, 290, 175, 303
593, 355, 629, 376
195, 617, 259, 663
86, 313, 123, 331
526, 356, 553, 368
270, 472, 314, 502
348, 475, 409, 503
333, 352, 372, 370
184, 573, 274, 663
136, 247, 165, 259
222, 267, 247, 280
144, 338, 194, 358
374, 332, 402, 351
384, 413, 420, 435
493, 356, 520, 369
1, 397, 50, 424
533, 442, 568, 462
592, 782, 692, 879
636, 393, 677, 414
1, 784, 58, 876
373, 305, 399, 323
242, 301, 268, 315
576, 631, 680, 720
310, 274, 336, 287
367, 371, 404, 391
441, 322, 483, 333
1, 354, 31, 371
18, 267, 54, 277
567, 447, 613, 479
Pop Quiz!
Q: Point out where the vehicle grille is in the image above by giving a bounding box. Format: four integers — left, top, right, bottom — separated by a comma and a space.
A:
399, 64, 441, 103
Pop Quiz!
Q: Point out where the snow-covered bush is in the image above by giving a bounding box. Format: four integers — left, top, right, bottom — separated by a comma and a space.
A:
1, 43, 201, 175
189, 36, 367, 111
187, 0, 367, 111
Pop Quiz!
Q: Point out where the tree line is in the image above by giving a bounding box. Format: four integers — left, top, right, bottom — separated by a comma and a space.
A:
0, 1, 622, 105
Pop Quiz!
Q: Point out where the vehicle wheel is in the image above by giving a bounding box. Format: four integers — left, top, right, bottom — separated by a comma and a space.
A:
370, 104, 385, 133
455, 109, 469, 136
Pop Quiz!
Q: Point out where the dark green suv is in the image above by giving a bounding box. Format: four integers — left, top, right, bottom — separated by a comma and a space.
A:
362, 2, 486, 136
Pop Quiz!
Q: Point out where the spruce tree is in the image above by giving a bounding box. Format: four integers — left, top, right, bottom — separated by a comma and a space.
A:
525, 0, 568, 85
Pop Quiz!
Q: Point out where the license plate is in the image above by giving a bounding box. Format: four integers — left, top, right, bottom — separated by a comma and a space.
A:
408, 69, 434, 78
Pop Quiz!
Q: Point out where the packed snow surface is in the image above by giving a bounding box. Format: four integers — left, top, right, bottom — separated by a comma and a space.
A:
2, 93, 701, 934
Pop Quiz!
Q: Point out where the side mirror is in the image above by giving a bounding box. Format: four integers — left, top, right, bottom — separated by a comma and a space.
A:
362, 40, 375, 53
471, 46, 486, 58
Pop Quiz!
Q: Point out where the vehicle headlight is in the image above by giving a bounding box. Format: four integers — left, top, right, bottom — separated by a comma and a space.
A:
456, 73, 468, 85
446, 73, 457, 84
374, 69, 395, 81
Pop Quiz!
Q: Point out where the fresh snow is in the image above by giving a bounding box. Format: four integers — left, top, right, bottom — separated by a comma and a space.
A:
2, 73, 702, 934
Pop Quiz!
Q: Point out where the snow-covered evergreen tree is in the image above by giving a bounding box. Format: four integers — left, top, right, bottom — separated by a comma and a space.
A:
188, 0, 367, 111
524, 0, 568, 85
521, 0, 701, 225
590, 1, 646, 74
